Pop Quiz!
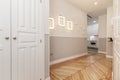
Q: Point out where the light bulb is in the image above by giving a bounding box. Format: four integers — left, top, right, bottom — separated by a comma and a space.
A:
94, 1, 98, 5
93, 21, 96, 23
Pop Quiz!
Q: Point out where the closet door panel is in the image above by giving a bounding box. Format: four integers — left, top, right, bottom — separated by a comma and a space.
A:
0, 0, 11, 80
12, 0, 44, 80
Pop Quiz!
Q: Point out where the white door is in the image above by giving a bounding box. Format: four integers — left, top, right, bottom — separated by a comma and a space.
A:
11, 0, 44, 80
0, 0, 11, 80
113, 0, 120, 80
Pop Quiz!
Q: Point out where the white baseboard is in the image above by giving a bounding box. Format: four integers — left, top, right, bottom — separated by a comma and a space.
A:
45, 77, 50, 80
98, 51, 106, 54
106, 55, 113, 58
50, 53, 88, 65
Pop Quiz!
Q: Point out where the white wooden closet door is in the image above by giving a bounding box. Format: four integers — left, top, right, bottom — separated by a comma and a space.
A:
11, 0, 44, 80
0, 0, 11, 80
113, 0, 120, 80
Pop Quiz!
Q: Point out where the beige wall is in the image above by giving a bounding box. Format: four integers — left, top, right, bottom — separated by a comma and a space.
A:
98, 14, 107, 53
98, 15, 107, 38
50, 0, 87, 62
107, 7, 113, 38
50, 0, 87, 38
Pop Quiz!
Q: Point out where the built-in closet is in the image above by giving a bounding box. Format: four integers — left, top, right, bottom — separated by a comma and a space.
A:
0, 0, 45, 80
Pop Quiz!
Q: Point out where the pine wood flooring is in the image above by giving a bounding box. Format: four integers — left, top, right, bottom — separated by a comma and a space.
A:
50, 53, 112, 80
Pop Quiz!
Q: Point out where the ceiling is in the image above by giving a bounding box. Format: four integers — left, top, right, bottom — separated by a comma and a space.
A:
66, 0, 113, 25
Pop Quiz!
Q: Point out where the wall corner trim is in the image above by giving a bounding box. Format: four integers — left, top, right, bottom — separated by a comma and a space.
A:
98, 51, 106, 54
45, 77, 50, 80
106, 55, 113, 58
50, 53, 88, 65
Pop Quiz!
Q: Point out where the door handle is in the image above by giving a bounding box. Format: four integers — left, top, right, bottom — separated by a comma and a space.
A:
5, 37, 9, 40
13, 37, 17, 40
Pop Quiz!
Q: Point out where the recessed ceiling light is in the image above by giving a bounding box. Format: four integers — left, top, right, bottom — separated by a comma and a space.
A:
94, 1, 98, 5
93, 21, 97, 23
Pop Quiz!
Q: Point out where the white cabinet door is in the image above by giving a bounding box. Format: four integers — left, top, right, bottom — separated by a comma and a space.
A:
113, 0, 120, 80
0, 0, 11, 80
11, 0, 44, 80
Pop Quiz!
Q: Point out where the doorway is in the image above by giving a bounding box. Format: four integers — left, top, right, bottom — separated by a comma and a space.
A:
87, 17, 99, 53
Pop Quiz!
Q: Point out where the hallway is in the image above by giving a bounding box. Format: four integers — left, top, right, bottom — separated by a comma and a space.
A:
50, 53, 112, 80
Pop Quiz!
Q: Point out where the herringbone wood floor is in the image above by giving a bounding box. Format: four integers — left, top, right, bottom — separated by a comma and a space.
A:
50, 53, 112, 80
